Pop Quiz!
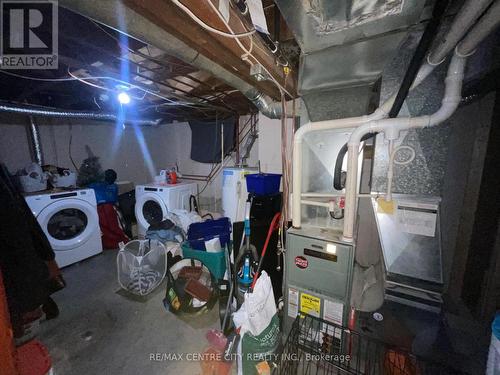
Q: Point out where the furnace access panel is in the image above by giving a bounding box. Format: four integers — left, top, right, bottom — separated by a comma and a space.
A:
284, 227, 354, 336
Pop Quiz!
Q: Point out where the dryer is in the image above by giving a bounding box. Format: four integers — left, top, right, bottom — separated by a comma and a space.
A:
135, 182, 198, 237
25, 189, 102, 267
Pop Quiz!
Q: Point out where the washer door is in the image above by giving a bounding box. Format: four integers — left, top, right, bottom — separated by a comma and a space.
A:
135, 193, 168, 231
37, 199, 99, 251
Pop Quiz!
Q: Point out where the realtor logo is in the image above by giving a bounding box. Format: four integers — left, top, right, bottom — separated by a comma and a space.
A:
1, 0, 58, 69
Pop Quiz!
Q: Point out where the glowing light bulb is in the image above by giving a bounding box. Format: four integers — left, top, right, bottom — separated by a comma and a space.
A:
117, 91, 130, 104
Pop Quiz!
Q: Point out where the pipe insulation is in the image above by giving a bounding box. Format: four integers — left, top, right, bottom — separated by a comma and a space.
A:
0, 101, 162, 125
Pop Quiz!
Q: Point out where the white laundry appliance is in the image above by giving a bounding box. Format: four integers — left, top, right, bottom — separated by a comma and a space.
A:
25, 189, 102, 267
221, 167, 257, 224
135, 181, 198, 237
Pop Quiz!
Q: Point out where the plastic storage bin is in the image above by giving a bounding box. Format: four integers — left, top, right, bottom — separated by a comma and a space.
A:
181, 242, 227, 280
117, 240, 167, 296
187, 218, 231, 250
89, 182, 118, 204
245, 173, 281, 196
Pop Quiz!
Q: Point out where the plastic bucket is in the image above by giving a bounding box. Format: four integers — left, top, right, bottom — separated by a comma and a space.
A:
245, 173, 281, 196
181, 242, 227, 280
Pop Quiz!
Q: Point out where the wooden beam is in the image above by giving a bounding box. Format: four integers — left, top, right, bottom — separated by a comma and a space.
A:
123, 0, 296, 100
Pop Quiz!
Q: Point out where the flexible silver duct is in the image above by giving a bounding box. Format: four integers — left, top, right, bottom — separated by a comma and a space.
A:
27, 115, 44, 165
0, 101, 162, 125
245, 89, 297, 119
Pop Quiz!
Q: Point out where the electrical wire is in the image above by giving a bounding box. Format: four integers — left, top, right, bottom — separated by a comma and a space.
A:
171, 0, 256, 38
1, 67, 225, 113
204, 0, 292, 97
66, 68, 200, 107
0, 69, 200, 108
0, 69, 91, 81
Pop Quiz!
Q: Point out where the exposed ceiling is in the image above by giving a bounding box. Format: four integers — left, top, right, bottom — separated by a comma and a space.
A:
0, 2, 300, 123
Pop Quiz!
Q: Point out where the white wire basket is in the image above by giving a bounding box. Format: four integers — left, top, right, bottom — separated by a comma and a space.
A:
117, 239, 168, 296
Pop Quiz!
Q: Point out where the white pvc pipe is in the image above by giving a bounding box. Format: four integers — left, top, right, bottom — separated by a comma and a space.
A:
342, 53, 467, 241
301, 193, 344, 198
291, 62, 436, 228
386, 144, 416, 201
456, 0, 500, 57
428, 0, 494, 65
386, 140, 395, 202
291, 0, 494, 229
301, 193, 375, 198
301, 200, 331, 209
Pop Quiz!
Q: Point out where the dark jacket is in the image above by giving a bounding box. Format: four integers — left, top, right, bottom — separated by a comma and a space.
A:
0, 164, 55, 326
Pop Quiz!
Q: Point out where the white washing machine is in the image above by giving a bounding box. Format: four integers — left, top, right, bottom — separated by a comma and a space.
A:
135, 182, 198, 237
25, 189, 103, 268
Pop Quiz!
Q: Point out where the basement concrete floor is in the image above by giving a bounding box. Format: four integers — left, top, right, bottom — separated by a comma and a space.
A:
39, 249, 221, 375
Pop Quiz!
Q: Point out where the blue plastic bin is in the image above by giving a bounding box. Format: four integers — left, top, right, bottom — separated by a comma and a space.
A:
89, 182, 118, 204
245, 173, 282, 196
187, 218, 231, 250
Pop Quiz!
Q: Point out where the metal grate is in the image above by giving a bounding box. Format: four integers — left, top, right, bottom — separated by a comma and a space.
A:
274, 314, 465, 375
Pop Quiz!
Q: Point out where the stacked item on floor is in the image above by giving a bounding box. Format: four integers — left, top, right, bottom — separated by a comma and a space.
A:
162, 218, 231, 315
164, 260, 217, 314
182, 217, 231, 280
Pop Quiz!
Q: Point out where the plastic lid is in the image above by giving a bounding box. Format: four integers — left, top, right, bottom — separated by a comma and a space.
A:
16, 340, 52, 375
492, 314, 500, 340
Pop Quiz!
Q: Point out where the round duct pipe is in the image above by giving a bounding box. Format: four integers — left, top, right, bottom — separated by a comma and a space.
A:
0, 101, 163, 126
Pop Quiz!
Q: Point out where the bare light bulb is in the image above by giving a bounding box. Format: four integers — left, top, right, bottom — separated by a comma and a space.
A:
117, 92, 130, 104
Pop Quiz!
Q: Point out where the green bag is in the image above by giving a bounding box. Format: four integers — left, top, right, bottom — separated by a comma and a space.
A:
241, 314, 281, 375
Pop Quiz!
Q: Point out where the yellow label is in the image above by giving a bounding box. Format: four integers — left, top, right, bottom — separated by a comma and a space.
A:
377, 197, 395, 214
300, 293, 321, 317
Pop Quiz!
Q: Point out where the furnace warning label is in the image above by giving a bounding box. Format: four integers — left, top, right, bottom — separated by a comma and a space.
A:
322, 300, 344, 339
288, 288, 299, 318
397, 201, 438, 237
300, 293, 320, 318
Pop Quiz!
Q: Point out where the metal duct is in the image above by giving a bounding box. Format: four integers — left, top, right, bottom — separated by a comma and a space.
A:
245, 89, 296, 119
275, 0, 429, 120
59, 0, 287, 120
27, 115, 44, 165
0, 101, 162, 125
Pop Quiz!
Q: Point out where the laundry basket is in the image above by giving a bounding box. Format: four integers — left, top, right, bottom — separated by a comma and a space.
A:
117, 239, 167, 296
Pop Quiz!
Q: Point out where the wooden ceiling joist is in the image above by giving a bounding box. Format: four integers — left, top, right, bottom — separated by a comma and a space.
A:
123, 0, 296, 100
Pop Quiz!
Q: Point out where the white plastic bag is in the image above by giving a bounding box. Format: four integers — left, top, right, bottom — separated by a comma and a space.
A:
233, 271, 279, 375
233, 271, 276, 336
